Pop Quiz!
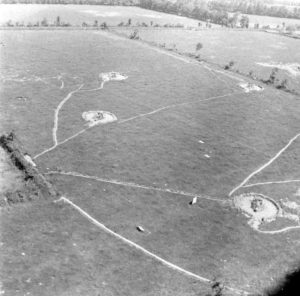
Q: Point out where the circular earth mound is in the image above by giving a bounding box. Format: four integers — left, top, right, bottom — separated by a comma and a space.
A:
82, 111, 117, 127
100, 72, 128, 82
233, 193, 280, 229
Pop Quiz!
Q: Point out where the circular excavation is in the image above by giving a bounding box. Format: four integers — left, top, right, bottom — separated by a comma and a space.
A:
233, 193, 280, 229
100, 72, 128, 82
82, 111, 117, 127
239, 82, 264, 93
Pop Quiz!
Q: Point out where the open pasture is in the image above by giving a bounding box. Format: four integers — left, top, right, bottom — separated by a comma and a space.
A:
115, 28, 300, 93
1, 29, 300, 296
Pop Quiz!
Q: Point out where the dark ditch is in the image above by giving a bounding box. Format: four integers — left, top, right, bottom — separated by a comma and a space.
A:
0, 132, 59, 206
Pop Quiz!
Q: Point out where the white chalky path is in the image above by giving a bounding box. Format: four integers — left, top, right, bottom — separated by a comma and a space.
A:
34, 79, 107, 159
256, 225, 300, 234
45, 170, 228, 204
229, 133, 300, 197
243, 179, 300, 189
53, 84, 84, 146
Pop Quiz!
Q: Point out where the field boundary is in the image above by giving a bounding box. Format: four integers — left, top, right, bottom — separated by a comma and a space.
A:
0, 132, 60, 202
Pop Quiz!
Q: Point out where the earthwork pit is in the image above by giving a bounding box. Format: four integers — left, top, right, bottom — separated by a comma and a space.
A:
233, 193, 281, 229
82, 111, 117, 127
239, 82, 264, 93
100, 72, 128, 82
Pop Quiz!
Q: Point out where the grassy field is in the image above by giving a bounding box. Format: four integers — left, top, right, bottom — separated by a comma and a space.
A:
114, 28, 300, 93
1, 28, 300, 296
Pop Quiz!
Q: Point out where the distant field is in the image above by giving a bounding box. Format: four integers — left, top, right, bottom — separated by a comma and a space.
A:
1, 28, 300, 295
114, 28, 300, 93
1, 3, 300, 29
243, 13, 300, 28
0, 4, 207, 27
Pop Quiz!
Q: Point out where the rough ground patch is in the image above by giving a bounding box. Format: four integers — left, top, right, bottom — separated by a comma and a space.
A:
0, 133, 59, 206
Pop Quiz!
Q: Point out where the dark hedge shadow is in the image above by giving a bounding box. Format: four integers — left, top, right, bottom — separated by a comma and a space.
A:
266, 266, 300, 296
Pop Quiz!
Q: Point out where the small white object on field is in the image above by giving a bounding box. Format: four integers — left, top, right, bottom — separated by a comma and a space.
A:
198, 140, 204, 144
190, 197, 198, 205
136, 226, 145, 232
204, 154, 210, 158
24, 154, 36, 167
239, 82, 263, 93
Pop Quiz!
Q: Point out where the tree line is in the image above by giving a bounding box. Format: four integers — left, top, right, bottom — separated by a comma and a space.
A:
208, 0, 300, 19
1, 0, 300, 20
0, 0, 138, 5
139, 0, 300, 22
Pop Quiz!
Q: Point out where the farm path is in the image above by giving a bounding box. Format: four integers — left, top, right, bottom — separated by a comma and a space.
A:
33, 79, 107, 159
45, 170, 229, 204
229, 132, 300, 196
243, 179, 300, 189
256, 224, 300, 234
52, 83, 84, 146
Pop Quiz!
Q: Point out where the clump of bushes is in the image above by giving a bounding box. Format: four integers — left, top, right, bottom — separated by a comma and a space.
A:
260, 68, 296, 93
264, 67, 279, 85
262, 68, 289, 90
129, 29, 140, 40
276, 79, 289, 90
224, 60, 235, 70
204, 280, 224, 296
248, 70, 259, 80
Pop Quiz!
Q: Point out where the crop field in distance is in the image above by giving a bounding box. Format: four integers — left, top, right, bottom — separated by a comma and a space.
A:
0, 4, 300, 296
